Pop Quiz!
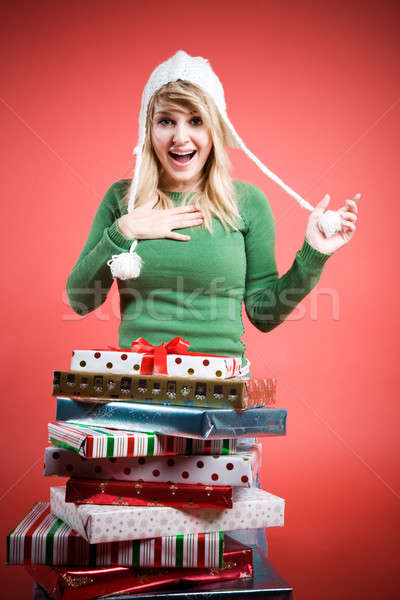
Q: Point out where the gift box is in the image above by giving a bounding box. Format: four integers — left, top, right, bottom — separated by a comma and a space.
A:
48, 422, 236, 459
52, 371, 269, 410
66, 478, 233, 508
44, 442, 261, 487
70, 346, 242, 380
56, 397, 287, 440
50, 485, 284, 544
7, 502, 223, 568
26, 536, 253, 600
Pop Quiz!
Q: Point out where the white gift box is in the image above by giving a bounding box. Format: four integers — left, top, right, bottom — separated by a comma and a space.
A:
50, 485, 284, 544
70, 349, 242, 379
43, 442, 261, 487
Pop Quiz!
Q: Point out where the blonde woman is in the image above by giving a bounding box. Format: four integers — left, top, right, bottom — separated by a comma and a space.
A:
67, 59, 358, 365
65, 51, 358, 559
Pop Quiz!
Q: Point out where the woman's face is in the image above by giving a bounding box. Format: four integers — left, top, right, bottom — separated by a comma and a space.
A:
151, 103, 213, 192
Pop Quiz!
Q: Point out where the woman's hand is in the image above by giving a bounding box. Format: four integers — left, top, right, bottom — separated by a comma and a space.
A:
117, 193, 204, 241
305, 193, 360, 255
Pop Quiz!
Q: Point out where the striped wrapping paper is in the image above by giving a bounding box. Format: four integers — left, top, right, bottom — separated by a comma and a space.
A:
25, 537, 253, 599
48, 422, 236, 459
7, 503, 224, 568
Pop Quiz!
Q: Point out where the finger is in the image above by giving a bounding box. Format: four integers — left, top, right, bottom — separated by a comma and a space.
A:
340, 211, 357, 222
171, 213, 204, 224
345, 199, 358, 214
313, 193, 331, 217
341, 220, 356, 232
167, 232, 191, 241
142, 192, 160, 209
173, 218, 204, 229
175, 212, 204, 221
169, 205, 202, 214
175, 211, 204, 222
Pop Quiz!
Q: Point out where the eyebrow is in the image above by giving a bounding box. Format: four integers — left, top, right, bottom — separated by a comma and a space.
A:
154, 110, 198, 116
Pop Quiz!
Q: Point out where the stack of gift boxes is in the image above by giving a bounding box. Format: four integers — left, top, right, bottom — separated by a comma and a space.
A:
7, 338, 287, 599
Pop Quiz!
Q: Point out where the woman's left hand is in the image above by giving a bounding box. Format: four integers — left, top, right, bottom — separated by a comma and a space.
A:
305, 193, 360, 255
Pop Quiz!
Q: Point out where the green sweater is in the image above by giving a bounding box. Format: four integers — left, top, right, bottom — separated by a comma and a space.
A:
66, 179, 331, 362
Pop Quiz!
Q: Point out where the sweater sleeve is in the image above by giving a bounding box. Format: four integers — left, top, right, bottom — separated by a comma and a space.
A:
66, 180, 133, 315
239, 182, 331, 332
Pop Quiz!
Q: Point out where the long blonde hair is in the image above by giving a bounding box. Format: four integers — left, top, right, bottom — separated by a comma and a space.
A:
121, 80, 241, 233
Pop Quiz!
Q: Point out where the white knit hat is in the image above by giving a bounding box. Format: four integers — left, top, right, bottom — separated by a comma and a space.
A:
108, 50, 341, 280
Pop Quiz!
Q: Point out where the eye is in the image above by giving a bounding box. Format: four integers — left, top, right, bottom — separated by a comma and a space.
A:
190, 117, 203, 126
158, 118, 173, 126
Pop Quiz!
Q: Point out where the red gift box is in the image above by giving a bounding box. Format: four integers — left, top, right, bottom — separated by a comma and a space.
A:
26, 536, 253, 600
66, 478, 233, 509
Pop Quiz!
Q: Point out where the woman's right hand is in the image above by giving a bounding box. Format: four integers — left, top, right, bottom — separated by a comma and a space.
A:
117, 193, 204, 241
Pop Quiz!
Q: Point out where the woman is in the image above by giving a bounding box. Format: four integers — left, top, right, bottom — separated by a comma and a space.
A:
66, 51, 358, 369
65, 51, 358, 561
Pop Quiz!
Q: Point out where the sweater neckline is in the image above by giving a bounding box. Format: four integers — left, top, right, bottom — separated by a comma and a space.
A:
166, 190, 196, 201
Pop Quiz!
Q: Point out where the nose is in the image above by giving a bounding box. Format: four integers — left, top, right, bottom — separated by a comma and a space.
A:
172, 122, 190, 145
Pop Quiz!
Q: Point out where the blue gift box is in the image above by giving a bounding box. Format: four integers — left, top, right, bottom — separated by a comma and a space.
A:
55, 397, 287, 440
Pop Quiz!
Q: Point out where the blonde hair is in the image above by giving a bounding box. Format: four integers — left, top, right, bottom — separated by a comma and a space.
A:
121, 80, 241, 233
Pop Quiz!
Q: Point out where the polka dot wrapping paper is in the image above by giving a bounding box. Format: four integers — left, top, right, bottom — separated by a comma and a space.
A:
50, 485, 285, 544
70, 349, 242, 380
43, 442, 261, 487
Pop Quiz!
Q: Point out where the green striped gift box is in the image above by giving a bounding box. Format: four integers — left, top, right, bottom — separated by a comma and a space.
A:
48, 422, 236, 458
7, 503, 224, 568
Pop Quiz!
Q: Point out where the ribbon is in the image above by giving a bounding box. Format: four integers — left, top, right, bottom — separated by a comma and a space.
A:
129, 337, 191, 375
107, 336, 240, 376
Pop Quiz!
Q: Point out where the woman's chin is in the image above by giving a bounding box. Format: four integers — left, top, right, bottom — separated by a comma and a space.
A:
163, 168, 203, 190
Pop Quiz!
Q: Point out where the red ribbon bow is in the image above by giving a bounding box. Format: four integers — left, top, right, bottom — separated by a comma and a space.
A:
130, 336, 191, 375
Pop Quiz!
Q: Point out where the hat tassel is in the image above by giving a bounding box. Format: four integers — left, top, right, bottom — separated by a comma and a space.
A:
107, 240, 143, 280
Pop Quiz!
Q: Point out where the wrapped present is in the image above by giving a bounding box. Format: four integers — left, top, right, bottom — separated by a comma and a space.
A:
7, 502, 223, 567
56, 397, 287, 440
50, 485, 284, 544
44, 442, 261, 487
26, 536, 253, 600
52, 371, 269, 410
70, 338, 242, 380
66, 478, 233, 508
48, 422, 236, 459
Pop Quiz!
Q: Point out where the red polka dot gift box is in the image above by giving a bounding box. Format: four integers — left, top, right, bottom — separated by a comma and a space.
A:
43, 441, 261, 487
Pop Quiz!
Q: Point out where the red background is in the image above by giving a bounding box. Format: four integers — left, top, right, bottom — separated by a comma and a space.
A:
1, 0, 399, 598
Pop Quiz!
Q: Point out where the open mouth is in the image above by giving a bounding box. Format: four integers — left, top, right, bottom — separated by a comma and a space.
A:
168, 150, 197, 164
